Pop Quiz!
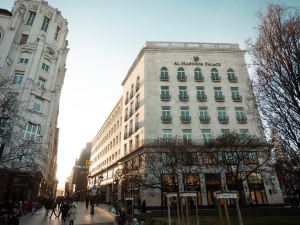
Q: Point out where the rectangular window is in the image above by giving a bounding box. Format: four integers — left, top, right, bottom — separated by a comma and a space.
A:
26, 11, 36, 26
235, 107, 247, 123
202, 129, 212, 143
42, 63, 50, 72
179, 86, 188, 101
244, 152, 258, 164
162, 129, 172, 139
13, 73, 24, 84
180, 106, 190, 122
161, 106, 171, 122
199, 106, 209, 122
54, 26, 60, 40
41, 17, 51, 32
19, 58, 29, 64
37, 77, 46, 88
22, 122, 41, 142
135, 114, 139, 130
214, 87, 224, 101
182, 129, 192, 140
240, 129, 249, 139
231, 87, 242, 101
218, 107, 228, 123
161, 86, 170, 101
32, 97, 42, 113
221, 129, 230, 134
196, 86, 207, 101
20, 34, 29, 45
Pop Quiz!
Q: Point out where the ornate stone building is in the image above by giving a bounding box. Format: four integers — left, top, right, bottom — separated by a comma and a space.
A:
0, 0, 68, 203
89, 42, 284, 207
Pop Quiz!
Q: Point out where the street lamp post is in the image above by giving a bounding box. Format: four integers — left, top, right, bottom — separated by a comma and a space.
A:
90, 175, 103, 215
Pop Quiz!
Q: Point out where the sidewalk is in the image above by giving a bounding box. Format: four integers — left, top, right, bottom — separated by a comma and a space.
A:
20, 202, 115, 225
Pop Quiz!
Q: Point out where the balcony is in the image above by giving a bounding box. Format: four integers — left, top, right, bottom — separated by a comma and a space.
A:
232, 95, 242, 102
180, 115, 191, 123
136, 83, 140, 91
177, 75, 187, 81
179, 94, 189, 101
124, 114, 128, 122
197, 94, 207, 102
160, 94, 171, 101
218, 116, 229, 124
228, 75, 238, 82
160, 74, 169, 81
135, 122, 139, 131
194, 74, 204, 82
237, 116, 247, 124
199, 116, 210, 124
129, 109, 134, 116
135, 102, 139, 110
215, 95, 225, 102
125, 98, 129, 105
211, 75, 221, 82
161, 116, 172, 123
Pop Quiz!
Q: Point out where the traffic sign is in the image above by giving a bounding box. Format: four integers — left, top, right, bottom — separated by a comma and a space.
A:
86, 160, 91, 166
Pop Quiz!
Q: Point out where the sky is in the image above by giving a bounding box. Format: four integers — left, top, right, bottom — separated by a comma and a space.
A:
1, 0, 300, 188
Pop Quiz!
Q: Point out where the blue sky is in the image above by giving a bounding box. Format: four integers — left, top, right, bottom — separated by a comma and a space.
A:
2, 0, 300, 188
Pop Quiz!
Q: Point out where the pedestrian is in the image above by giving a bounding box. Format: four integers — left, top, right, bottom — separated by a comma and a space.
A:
31, 200, 37, 215
85, 195, 89, 209
61, 201, 70, 224
141, 200, 146, 213
117, 208, 126, 225
68, 204, 77, 225
137, 197, 141, 213
131, 217, 140, 225
49, 200, 57, 219
44, 199, 51, 218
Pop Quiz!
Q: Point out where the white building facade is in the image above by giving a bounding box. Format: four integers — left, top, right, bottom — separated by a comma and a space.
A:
90, 41, 283, 208
0, 0, 68, 202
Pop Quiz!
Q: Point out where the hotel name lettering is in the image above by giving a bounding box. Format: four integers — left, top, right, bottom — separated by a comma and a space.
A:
174, 61, 221, 66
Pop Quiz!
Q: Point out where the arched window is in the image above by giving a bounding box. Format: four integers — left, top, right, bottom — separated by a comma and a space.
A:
194, 67, 204, 81
160, 67, 169, 81
19, 52, 30, 64
227, 68, 237, 82
177, 67, 186, 81
211, 68, 220, 81
41, 59, 51, 72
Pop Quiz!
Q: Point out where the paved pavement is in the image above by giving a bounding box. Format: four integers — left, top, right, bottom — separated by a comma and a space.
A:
20, 202, 116, 225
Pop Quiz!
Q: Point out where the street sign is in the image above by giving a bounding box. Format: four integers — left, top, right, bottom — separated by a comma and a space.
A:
216, 192, 238, 199
125, 197, 134, 201
166, 193, 178, 197
180, 192, 197, 197
92, 185, 97, 196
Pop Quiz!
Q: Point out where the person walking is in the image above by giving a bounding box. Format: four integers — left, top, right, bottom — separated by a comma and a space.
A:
68, 204, 77, 225
49, 200, 57, 219
117, 208, 126, 225
141, 200, 146, 213
85, 195, 89, 209
61, 201, 70, 224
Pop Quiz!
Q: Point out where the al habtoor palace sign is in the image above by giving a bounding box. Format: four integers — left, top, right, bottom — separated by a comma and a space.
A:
174, 56, 221, 66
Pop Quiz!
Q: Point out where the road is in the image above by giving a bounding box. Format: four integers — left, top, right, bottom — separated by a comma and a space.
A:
20, 202, 116, 225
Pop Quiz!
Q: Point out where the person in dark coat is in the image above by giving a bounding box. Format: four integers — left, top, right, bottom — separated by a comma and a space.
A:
61, 201, 70, 224
118, 208, 126, 225
85, 196, 89, 209
141, 200, 146, 213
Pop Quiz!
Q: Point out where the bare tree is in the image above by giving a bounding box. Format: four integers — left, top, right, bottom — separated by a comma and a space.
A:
247, 4, 300, 160
204, 131, 272, 204
0, 78, 42, 171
